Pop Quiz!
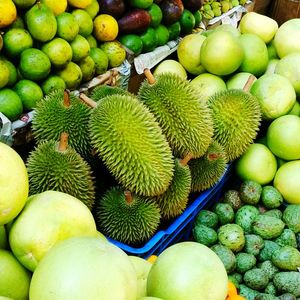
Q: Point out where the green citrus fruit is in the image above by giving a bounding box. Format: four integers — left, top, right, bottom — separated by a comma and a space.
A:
119, 34, 143, 56
129, 0, 153, 9
84, 0, 99, 19
180, 9, 195, 34
89, 47, 108, 75
70, 34, 90, 62
7, 16, 25, 29
155, 24, 169, 46
2, 59, 17, 87
72, 9, 93, 37
167, 22, 181, 40
19, 48, 51, 81
78, 55, 95, 82
86, 35, 97, 48
100, 41, 126, 68
14, 79, 43, 110
3, 28, 33, 57
42, 37, 73, 68
140, 27, 157, 53
56, 61, 82, 90
194, 10, 202, 27
0, 60, 9, 88
56, 12, 79, 42
0, 88, 23, 121
41, 75, 66, 95
12, 0, 35, 8
147, 3, 162, 28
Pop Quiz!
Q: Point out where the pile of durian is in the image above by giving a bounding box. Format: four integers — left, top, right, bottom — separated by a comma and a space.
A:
27, 71, 261, 245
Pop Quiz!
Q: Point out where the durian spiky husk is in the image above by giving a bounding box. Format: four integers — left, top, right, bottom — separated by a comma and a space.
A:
208, 89, 261, 161
138, 73, 214, 158
95, 187, 161, 244
151, 159, 191, 220
32, 90, 92, 159
89, 94, 174, 197
90, 85, 130, 102
27, 140, 95, 209
189, 141, 228, 192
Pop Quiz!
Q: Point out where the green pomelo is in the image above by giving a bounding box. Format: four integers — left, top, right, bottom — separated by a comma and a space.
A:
236, 143, 277, 185
153, 59, 187, 79
226, 72, 257, 90
267, 40, 278, 59
288, 101, 300, 116
264, 59, 279, 75
213, 24, 241, 38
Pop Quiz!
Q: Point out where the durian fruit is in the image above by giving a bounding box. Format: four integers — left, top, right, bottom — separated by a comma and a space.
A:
90, 85, 130, 102
95, 187, 161, 244
27, 132, 95, 209
32, 90, 92, 159
138, 71, 213, 159
208, 88, 261, 161
151, 158, 192, 220
189, 141, 228, 192
89, 94, 174, 197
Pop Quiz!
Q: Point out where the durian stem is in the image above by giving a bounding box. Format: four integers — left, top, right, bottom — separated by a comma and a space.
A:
58, 132, 69, 152
144, 68, 156, 85
63, 90, 71, 107
180, 153, 193, 166
243, 75, 256, 92
79, 93, 97, 108
124, 191, 133, 204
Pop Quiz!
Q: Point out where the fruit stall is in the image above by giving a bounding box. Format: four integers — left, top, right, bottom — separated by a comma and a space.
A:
1, 0, 300, 299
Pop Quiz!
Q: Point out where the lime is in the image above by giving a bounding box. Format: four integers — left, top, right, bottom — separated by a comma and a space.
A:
194, 10, 202, 27
12, 0, 35, 8
100, 41, 126, 68
42, 37, 73, 68
0, 89, 23, 121
84, 0, 99, 19
129, 0, 153, 9
86, 35, 97, 48
70, 35, 90, 62
155, 24, 169, 46
19, 48, 51, 81
119, 34, 143, 56
180, 9, 195, 34
41, 75, 66, 95
89, 47, 108, 75
2, 59, 17, 87
167, 22, 181, 40
78, 55, 95, 82
56, 61, 82, 90
56, 12, 79, 42
0, 60, 9, 88
8, 16, 25, 29
14, 79, 43, 110
72, 9, 93, 37
3, 28, 33, 57
147, 3, 162, 28
140, 27, 157, 53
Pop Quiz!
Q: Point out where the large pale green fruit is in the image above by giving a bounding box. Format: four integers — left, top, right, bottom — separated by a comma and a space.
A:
239, 12, 278, 43
30, 236, 137, 300
9, 191, 97, 271
200, 31, 244, 76
239, 33, 269, 76
0, 142, 28, 225
0, 226, 8, 249
264, 59, 279, 75
147, 242, 228, 300
0, 249, 31, 300
267, 115, 300, 160
274, 160, 300, 204
250, 73, 296, 120
153, 59, 187, 79
274, 18, 300, 58
227, 72, 257, 90
236, 143, 277, 185
177, 33, 206, 75
275, 53, 300, 96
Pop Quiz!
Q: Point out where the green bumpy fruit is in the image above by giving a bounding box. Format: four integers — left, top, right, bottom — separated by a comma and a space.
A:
261, 185, 283, 209
239, 180, 262, 205
89, 94, 174, 196
243, 268, 269, 290
27, 140, 95, 209
264, 209, 283, 219
138, 73, 213, 158
193, 224, 218, 247
95, 187, 161, 244
90, 85, 130, 102
194, 210, 218, 229
151, 159, 191, 220
275, 229, 297, 248
272, 246, 300, 271
223, 190, 242, 211
218, 224, 245, 252
235, 205, 260, 233
189, 140, 228, 192
283, 205, 300, 234
274, 272, 300, 297
32, 90, 92, 159
239, 284, 260, 300
258, 240, 281, 262
252, 215, 285, 239
244, 234, 264, 256
211, 244, 236, 274
236, 252, 256, 273
258, 260, 279, 281
214, 203, 234, 225
264, 282, 277, 296
208, 89, 261, 161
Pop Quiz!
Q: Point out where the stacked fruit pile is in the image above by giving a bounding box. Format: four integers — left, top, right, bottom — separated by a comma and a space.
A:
193, 179, 300, 299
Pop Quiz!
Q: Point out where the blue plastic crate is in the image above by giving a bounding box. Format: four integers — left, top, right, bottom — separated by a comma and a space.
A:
108, 164, 233, 258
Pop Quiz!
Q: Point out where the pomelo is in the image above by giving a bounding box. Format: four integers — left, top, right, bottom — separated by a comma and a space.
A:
0, 226, 8, 249
264, 59, 279, 75
236, 143, 277, 185
213, 24, 241, 38
266, 115, 300, 160
227, 72, 257, 90
274, 161, 300, 204
267, 40, 278, 59
200, 31, 244, 76
147, 242, 228, 300
288, 101, 300, 116
250, 73, 296, 120
154, 59, 187, 79
29, 236, 137, 299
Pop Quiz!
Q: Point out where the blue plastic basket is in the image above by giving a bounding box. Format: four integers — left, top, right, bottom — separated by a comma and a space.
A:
108, 164, 233, 258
